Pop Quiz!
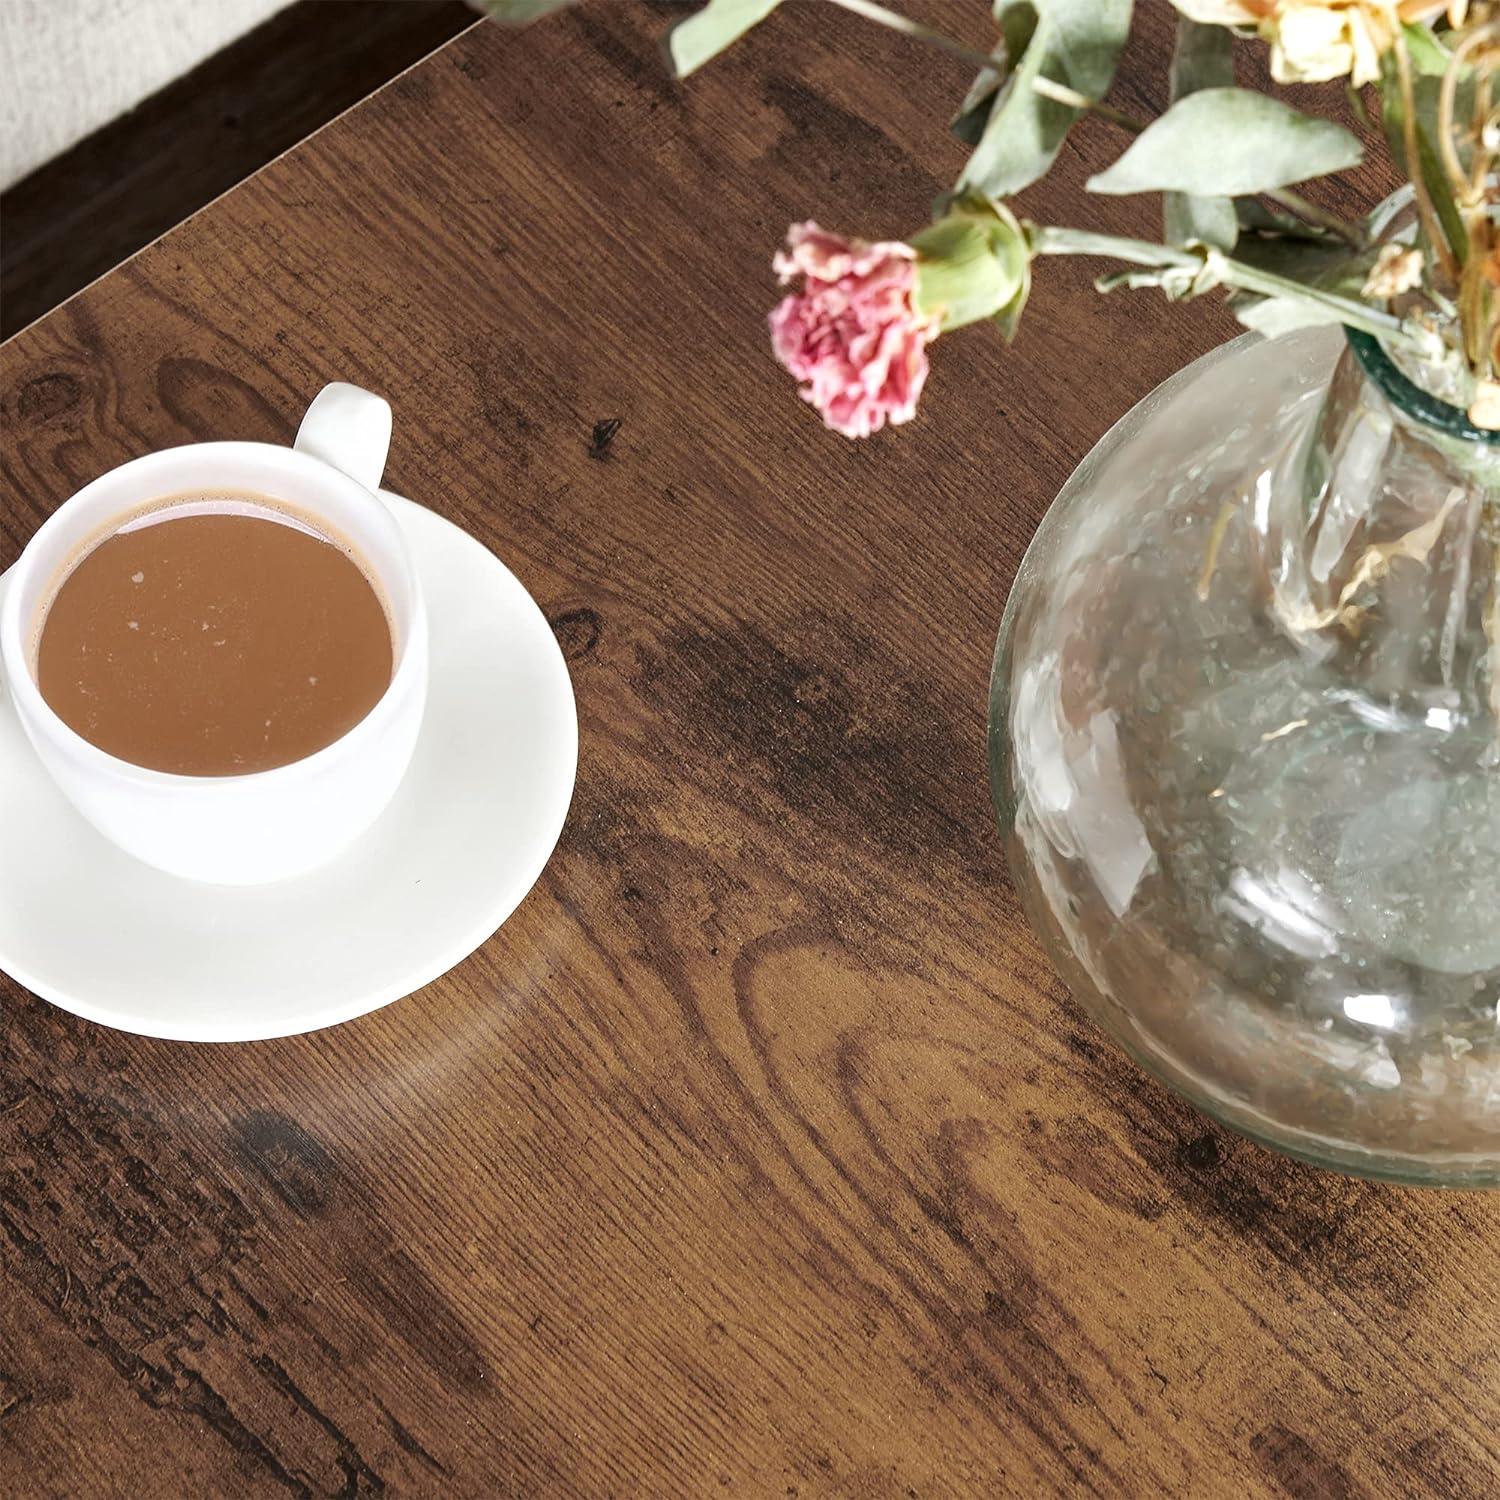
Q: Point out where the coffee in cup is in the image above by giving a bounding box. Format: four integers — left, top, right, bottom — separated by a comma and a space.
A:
33, 493, 393, 776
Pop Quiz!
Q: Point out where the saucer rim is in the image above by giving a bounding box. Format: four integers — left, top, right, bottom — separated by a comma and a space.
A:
0, 492, 578, 1043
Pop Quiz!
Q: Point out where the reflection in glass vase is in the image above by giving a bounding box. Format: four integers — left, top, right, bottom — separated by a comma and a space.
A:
989, 324, 1499, 1187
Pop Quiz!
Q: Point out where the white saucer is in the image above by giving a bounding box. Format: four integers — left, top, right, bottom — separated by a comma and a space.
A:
0, 494, 577, 1042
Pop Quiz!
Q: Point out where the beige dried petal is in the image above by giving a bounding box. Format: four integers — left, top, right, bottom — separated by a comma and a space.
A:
1262, 0, 1399, 88
1469, 379, 1500, 431
1345, 10, 1387, 85
1169, 0, 1268, 22
1276, 488, 1462, 633
1267, 9, 1357, 83
1362, 243, 1424, 300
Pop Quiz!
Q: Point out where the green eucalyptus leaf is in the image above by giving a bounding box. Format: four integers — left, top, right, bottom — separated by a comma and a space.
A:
958, 0, 1133, 198
1163, 185, 1238, 252
471, 0, 579, 20
993, 3, 1041, 77
1164, 20, 1236, 254
1234, 197, 1331, 239
1414, 71, 1475, 156
1088, 88, 1363, 196
1169, 19, 1234, 100
665, 0, 782, 78
951, 60, 1007, 147
1380, 54, 1467, 265
995, 273, 1032, 341
952, 4, 1034, 146
1235, 239, 1382, 342
1230, 235, 1382, 338
1232, 233, 1372, 289
1402, 22, 1452, 77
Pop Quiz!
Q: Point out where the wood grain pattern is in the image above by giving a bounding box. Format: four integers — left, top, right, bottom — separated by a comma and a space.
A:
2, 4, 1498, 1495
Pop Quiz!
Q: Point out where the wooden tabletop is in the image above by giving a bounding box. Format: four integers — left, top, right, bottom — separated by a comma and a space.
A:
3, 6, 1498, 1496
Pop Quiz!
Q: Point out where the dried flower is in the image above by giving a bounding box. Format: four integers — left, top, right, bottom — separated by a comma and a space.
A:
1170, 0, 1441, 88
769, 224, 937, 438
769, 207, 1029, 438
1399, 0, 1469, 25
1266, 1, 1393, 86
1468, 377, 1500, 430
1362, 243, 1424, 300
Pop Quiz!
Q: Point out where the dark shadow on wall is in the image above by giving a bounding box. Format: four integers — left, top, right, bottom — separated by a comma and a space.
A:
1, 0, 476, 339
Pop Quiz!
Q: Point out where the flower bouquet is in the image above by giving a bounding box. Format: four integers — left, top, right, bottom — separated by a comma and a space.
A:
491, 0, 1497, 434
482, 1, 1500, 1187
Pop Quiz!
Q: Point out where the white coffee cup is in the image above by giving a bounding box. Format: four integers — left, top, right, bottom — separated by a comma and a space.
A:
0, 383, 429, 885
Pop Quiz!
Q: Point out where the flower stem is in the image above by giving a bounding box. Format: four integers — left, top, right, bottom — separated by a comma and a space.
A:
1028, 223, 1425, 349
1029, 76, 1145, 133
821, 0, 1000, 74
1437, 30, 1484, 205
1393, 31, 1460, 281
1260, 188, 1365, 247
823, 0, 1380, 323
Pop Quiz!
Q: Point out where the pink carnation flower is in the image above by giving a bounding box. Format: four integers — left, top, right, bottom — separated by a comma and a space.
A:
768, 222, 937, 439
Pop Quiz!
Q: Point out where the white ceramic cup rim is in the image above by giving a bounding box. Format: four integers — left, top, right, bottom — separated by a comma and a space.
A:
0, 440, 422, 790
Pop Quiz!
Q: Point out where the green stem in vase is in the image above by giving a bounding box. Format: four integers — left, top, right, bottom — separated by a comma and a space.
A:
822, 0, 1370, 260
1029, 75, 1145, 133
1028, 223, 1429, 352
821, 9, 1154, 149
821, 0, 1000, 74
1258, 188, 1365, 247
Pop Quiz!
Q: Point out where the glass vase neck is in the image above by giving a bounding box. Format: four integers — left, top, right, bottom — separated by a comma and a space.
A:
1262, 335, 1500, 728
1346, 328, 1500, 453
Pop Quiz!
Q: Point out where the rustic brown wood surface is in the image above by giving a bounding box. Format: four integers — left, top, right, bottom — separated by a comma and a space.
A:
2, 5, 1497, 1496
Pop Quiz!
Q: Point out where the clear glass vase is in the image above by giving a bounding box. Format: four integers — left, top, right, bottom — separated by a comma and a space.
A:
989, 322, 1500, 1187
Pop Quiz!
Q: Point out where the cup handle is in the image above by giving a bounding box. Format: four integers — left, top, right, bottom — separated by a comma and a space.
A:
294, 383, 392, 494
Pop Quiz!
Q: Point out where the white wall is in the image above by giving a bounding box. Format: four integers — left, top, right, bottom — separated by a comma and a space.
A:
1, 0, 290, 190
